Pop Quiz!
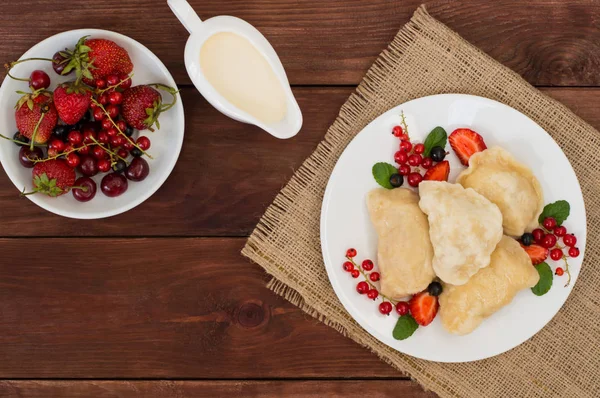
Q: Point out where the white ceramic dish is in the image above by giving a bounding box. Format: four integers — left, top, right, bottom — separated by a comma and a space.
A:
0, 29, 185, 219
321, 94, 586, 363
167, 0, 302, 139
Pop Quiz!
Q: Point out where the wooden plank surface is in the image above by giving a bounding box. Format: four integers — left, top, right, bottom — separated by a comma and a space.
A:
0, 87, 598, 237
0, 380, 437, 398
1, 1, 600, 86
0, 237, 399, 378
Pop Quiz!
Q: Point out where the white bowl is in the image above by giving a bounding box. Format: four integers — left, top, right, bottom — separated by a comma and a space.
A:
0, 29, 185, 219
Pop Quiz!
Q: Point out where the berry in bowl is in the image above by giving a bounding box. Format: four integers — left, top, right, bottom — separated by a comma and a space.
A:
0, 29, 185, 219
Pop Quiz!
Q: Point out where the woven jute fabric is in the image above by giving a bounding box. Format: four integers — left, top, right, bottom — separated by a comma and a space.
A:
242, 6, 599, 397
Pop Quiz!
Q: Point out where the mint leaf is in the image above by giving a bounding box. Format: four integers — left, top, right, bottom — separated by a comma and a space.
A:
372, 162, 398, 189
538, 200, 570, 226
392, 314, 419, 340
423, 127, 447, 156
531, 262, 553, 296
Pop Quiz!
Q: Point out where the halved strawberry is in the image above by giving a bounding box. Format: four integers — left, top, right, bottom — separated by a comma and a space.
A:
409, 291, 439, 326
423, 160, 450, 181
449, 128, 487, 166
520, 243, 549, 265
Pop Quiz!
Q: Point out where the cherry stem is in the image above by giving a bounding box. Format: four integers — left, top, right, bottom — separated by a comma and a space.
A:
96, 74, 134, 95
148, 82, 179, 112
400, 110, 410, 140
5, 57, 55, 81
0, 133, 46, 147
90, 98, 153, 159
346, 256, 397, 305
69, 186, 88, 192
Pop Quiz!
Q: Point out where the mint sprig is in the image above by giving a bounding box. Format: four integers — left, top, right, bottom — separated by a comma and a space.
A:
531, 262, 553, 296
372, 162, 398, 189
392, 314, 419, 340
538, 200, 570, 226
423, 126, 447, 156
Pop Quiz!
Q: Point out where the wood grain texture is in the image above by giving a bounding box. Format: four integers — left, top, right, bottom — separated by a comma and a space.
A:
0, 237, 400, 378
0, 87, 598, 237
0, 380, 437, 398
0, 1, 600, 86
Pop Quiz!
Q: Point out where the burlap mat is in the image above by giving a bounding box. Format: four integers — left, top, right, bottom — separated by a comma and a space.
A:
242, 6, 599, 397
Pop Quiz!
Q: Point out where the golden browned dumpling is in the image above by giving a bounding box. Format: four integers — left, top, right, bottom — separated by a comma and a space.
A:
366, 188, 435, 299
418, 181, 503, 286
438, 235, 540, 335
457, 147, 544, 237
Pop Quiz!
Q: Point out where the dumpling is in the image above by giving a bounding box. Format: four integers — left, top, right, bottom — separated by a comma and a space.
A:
457, 147, 544, 237
366, 188, 435, 299
418, 181, 503, 285
438, 235, 540, 335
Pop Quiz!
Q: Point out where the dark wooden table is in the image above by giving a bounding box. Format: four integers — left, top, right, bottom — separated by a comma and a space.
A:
0, 1, 598, 396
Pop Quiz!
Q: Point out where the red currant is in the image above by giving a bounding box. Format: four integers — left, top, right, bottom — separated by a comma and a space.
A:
407, 172, 423, 187
398, 164, 411, 176
543, 217, 557, 230
99, 94, 109, 105
106, 74, 120, 86
367, 289, 379, 300
550, 248, 563, 261
49, 139, 65, 152
413, 143, 425, 154
116, 120, 127, 132
408, 154, 422, 166
568, 247, 580, 258
90, 102, 98, 110
555, 267, 564, 276
137, 136, 151, 150
398, 134, 409, 141
378, 301, 392, 315
541, 234, 557, 249
400, 140, 412, 152
421, 157, 433, 169
83, 131, 97, 144
343, 261, 354, 272
110, 135, 124, 148
95, 78, 106, 89
66, 152, 80, 168
361, 259, 374, 271
356, 281, 369, 294
93, 107, 104, 121
392, 125, 403, 137
97, 158, 111, 173
123, 141, 134, 151
92, 146, 106, 160
369, 272, 380, 282
68, 130, 83, 146
346, 248, 357, 258
47, 148, 59, 158
553, 225, 567, 237
78, 146, 90, 155
563, 234, 577, 247
396, 301, 409, 316
119, 74, 132, 89
107, 105, 120, 119
97, 131, 109, 144
117, 149, 128, 159
394, 150, 408, 164
63, 143, 74, 153
351, 270, 360, 278
107, 127, 118, 137
532, 228, 545, 243
108, 91, 123, 105
101, 118, 112, 130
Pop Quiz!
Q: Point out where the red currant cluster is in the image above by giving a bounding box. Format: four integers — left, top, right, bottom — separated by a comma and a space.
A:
343, 248, 409, 316
528, 217, 579, 284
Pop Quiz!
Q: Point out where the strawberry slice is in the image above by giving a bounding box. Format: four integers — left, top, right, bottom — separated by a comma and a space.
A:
423, 160, 450, 181
520, 243, 549, 265
409, 291, 439, 326
449, 128, 487, 166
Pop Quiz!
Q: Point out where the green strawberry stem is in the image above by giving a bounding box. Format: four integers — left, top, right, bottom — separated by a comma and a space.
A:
29, 112, 46, 151
0, 133, 46, 147
90, 98, 153, 159
346, 256, 398, 305
96, 74, 134, 95
21, 185, 87, 197
5, 57, 55, 81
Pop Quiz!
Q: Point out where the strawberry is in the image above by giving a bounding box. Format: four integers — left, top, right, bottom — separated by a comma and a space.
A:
423, 160, 450, 181
58, 36, 133, 84
448, 128, 487, 166
409, 290, 439, 326
520, 243, 549, 265
14, 90, 58, 144
27, 160, 76, 197
122, 84, 178, 131
53, 83, 92, 125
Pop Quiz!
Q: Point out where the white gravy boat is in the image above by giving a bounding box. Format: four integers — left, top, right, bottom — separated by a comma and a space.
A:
167, 0, 303, 139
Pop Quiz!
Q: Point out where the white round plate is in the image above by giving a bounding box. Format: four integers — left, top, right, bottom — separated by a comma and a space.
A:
321, 94, 586, 362
0, 29, 185, 219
